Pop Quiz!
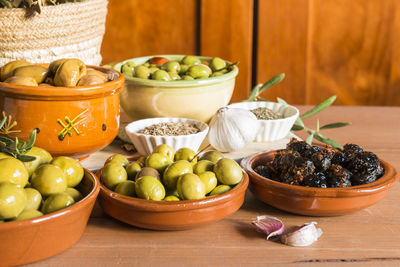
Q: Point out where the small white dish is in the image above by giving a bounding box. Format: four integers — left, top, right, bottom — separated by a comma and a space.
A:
125, 117, 209, 155
228, 101, 299, 142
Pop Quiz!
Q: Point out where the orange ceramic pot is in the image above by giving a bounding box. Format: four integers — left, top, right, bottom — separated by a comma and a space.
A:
241, 151, 398, 216
0, 169, 100, 266
96, 169, 249, 230
0, 66, 124, 158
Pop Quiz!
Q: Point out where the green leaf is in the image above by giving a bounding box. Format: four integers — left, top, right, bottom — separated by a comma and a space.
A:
25, 129, 37, 150
320, 122, 351, 130
314, 133, 343, 149
258, 97, 270, 102
291, 124, 304, 131
300, 96, 337, 119
295, 117, 304, 128
276, 97, 288, 105
247, 84, 262, 101
258, 73, 285, 95
306, 133, 314, 145
316, 119, 320, 132
16, 154, 36, 162
0, 136, 13, 146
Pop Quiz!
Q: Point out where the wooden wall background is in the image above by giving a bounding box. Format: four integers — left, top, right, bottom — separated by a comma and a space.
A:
101, 0, 400, 106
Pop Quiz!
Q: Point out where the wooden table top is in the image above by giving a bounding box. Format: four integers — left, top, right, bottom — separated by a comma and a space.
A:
28, 105, 400, 266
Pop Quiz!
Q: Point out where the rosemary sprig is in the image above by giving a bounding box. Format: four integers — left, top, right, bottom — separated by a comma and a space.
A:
246, 73, 351, 149
0, 129, 37, 162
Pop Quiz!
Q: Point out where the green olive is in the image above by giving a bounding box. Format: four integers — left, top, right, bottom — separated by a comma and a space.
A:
0, 60, 31, 81
126, 162, 141, 180
13, 65, 48, 84
213, 158, 243, 185
136, 157, 146, 167
4, 76, 38, 86
187, 64, 212, 79
100, 163, 128, 190
145, 153, 172, 174
65, 187, 83, 202
13, 209, 43, 221
135, 176, 165, 200
182, 75, 194, 81
0, 153, 12, 160
134, 65, 150, 79
174, 148, 197, 165
199, 150, 224, 163
211, 71, 224, 77
41, 192, 75, 214
168, 72, 181, 80
164, 195, 180, 201
105, 154, 129, 168
51, 156, 84, 187
31, 164, 67, 196
161, 61, 181, 73
121, 61, 135, 77
177, 173, 205, 200
149, 67, 159, 74
0, 158, 29, 187
23, 146, 53, 176
209, 185, 231, 196
86, 69, 109, 82
135, 167, 160, 181
77, 75, 105, 86
210, 57, 227, 71
24, 188, 42, 211
198, 171, 218, 194
179, 64, 190, 75
48, 59, 68, 76
153, 144, 175, 160
114, 180, 136, 197
182, 56, 201, 66
151, 70, 171, 81
193, 160, 214, 175
0, 182, 27, 219
163, 160, 193, 190
54, 59, 87, 87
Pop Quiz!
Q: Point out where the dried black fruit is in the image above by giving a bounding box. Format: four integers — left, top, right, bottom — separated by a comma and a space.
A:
303, 172, 327, 188
286, 139, 311, 156
325, 164, 352, 187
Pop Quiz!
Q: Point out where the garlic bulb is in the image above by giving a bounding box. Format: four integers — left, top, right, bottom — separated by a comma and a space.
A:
280, 222, 323, 247
208, 107, 259, 152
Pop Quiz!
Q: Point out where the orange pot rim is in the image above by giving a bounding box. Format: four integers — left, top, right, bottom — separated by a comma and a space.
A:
0, 65, 124, 100
97, 169, 249, 212
0, 168, 99, 230
242, 150, 399, 198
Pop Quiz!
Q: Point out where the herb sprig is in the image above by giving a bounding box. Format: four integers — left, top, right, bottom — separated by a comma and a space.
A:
0, 129, 37, 162
246, 73, 351, 149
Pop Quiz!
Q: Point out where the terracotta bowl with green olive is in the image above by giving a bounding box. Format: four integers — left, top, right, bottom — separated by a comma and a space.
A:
113, 55, 239, 123
96, 145, 249, 230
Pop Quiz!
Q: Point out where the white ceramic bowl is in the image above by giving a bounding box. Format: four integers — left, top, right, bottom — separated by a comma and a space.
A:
228, 102, 299, 142
125, 117, 209, 155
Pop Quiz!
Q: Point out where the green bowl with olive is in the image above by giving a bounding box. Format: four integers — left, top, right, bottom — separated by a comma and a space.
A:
113, 55, 239, 123
97, 146, 249, 230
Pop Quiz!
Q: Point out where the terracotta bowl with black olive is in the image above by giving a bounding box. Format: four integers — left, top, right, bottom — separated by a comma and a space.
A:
241, 142, 398, 216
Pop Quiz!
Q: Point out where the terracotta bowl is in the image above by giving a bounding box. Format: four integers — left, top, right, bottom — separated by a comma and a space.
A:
0, 168, 100, 266
96, 169, 249, 230
0, 66, 124, 158
113, 55, 238, 123
241, 150, 399, 216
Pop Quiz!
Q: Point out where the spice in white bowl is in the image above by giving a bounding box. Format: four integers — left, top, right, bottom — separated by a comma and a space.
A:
138, 122, 201, 136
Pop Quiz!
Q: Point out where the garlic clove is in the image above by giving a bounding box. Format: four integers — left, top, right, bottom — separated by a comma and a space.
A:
252, 215, 285, 240
280, 222, 323, 247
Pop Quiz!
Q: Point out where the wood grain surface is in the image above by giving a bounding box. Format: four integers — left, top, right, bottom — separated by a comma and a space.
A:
27, 106, 400, 266
101, 0, 400, 105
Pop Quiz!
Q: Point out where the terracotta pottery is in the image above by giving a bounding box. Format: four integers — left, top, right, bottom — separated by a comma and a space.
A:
241, 151, 399, 216
0, 66, 124, 158
0, 168, 100, 266
96, 169, 249, 230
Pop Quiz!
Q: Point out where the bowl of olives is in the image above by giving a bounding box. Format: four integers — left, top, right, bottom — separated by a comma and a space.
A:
241, 139, 398, 216
0, 147, 100, 266
96, 145, 249, 230
113, 55, 238, 122
0, 58, 124, 158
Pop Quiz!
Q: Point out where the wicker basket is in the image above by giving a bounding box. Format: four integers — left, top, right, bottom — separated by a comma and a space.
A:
0, 0, 108, 66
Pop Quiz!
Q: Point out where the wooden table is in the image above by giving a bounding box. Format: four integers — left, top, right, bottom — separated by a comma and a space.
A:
28, 106, 400, 266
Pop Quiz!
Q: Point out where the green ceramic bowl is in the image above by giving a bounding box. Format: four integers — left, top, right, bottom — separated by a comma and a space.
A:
113, 55, 239, 122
